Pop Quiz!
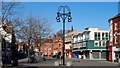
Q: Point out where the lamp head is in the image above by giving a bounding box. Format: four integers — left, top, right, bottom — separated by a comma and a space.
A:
56, 17, 60, 22
57, 19, 60, 22
56, 17, 60, 20
68, 19, 72, 22
68, 17, 72, 20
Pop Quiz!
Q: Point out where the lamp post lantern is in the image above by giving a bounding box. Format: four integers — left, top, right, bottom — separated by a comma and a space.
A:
56, 6, 72, 65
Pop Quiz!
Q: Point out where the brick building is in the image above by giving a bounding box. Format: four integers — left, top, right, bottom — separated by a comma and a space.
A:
108, 13, 120, 62
52, 34, 63, 56
40, 39, 53, 56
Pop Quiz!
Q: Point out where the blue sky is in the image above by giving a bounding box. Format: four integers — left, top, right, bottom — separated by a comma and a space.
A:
17, 2, 118, 33
5, 0, 120, 2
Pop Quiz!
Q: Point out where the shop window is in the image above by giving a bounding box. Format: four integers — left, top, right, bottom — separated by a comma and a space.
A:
92, 52, 99, 59
101, 52, 106, 59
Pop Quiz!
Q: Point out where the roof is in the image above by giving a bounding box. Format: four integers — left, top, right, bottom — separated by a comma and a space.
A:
108, 13, 120, 22
56, 30, 68, 39
42, 39, 53, 43
65, 31, 80, 36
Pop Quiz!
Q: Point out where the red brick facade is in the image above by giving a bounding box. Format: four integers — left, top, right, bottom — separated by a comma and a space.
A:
110, 16, 120, 46
41, 42, 54, 56
52, 34, 63, 56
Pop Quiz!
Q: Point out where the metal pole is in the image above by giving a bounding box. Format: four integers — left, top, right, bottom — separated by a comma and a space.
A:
62, 6, 66, 65
63, 19, 65, 65
56, 6, 72, 66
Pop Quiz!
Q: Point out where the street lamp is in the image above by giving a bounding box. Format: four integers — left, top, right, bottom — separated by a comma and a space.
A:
56, 6, 72, 65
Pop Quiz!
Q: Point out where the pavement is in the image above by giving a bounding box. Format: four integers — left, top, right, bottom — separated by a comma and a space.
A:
18, 57, 118, 66
1, 56, 120, 68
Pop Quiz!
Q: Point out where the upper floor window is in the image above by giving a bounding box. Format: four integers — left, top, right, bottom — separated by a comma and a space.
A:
44, 48, 46, 50
85, 33, 89, 40
114, 23, 118, 30
114, 32, 118, 44
101, 32, 109, 40
48, 48, 51, 50
94, 32, 100, 40
94, 41, 99, 46
94, 41, 106, 47
59, 44, 61, 47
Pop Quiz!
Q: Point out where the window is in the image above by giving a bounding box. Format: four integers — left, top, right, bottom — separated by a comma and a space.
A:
95, 32, 97, 40
92, 52, 99, 59
114, 32, 118, 44
102, 33, 105, 40
94, 32, 101, 40
94, 41, 99, 46
99, 41, 101, 46
44, 48, 46, 50
105, 33, 109, 40
114, 23, 118, 30
48, 48, 51, 50
95, 43, 98, 45
85, 33, 89, 40
59, 44, 61, 47
83, 42, 86, 47
101, 52, 106, 58
102, 41, 106, 46
94, 41, 106, 47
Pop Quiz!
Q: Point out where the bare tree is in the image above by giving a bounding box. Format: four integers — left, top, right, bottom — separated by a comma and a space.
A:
1, 0, 22, 24
12, 15, 52, 62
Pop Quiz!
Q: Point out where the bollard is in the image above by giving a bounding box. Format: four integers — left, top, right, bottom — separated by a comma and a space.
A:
55, 61, 59, 66
66, 61, 72, 66
59, 61, 62, 66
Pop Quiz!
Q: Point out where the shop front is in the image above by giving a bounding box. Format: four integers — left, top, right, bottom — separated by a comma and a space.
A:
66, 49, 72, 58
113, 47, 120, 62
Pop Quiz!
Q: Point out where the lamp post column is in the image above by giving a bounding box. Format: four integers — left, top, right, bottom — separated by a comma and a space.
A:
63, 19, 65, 65
56, 6, 72, 66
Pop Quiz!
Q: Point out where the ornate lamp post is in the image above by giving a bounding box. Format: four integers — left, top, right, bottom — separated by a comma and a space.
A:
56, 6, 72, 65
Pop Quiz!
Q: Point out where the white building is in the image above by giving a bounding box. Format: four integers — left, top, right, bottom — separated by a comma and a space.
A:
72, 27, 109, 60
